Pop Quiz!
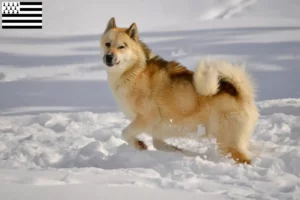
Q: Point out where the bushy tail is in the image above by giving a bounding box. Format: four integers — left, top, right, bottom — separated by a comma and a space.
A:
193, 60, 256, 101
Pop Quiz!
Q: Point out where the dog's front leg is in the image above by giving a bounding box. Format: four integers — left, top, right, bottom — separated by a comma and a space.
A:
122, 116, 149, 150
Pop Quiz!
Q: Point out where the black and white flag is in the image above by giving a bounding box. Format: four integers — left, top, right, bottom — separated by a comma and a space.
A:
2, 1, 42, 29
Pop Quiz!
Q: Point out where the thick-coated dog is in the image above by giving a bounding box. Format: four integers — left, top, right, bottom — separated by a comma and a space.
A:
99, 17, 259, 164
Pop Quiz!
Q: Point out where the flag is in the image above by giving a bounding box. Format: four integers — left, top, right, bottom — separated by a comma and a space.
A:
2, 1, 42, 29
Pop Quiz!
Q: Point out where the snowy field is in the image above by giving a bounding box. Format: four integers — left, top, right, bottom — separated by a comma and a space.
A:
1, 0, 300, 199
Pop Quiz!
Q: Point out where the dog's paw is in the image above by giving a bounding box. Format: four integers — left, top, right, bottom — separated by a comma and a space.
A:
133, 139, 148, 150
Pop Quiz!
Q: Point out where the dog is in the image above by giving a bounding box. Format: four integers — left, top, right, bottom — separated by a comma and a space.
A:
99, 17, 259, 164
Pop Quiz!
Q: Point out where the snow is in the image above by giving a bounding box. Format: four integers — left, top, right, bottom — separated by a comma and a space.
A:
1, 0, 300, 199
0, 108, 300, 199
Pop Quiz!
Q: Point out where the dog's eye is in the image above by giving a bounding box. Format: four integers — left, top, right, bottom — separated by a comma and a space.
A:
105, 42, 111, 48
118, 45, 125, 49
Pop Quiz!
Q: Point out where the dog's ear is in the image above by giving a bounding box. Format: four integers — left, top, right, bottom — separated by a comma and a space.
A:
105, 17, 116, 32
126, 23, 138, 40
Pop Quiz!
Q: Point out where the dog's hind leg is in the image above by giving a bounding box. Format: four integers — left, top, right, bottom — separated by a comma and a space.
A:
224, 147, 251, 164
208, 106, 258, 164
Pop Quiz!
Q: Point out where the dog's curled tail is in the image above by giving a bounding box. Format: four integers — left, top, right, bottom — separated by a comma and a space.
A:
193, 60, 256, 101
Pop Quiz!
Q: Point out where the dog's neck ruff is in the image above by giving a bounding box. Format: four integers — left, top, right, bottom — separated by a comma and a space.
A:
106, 61, 145, 90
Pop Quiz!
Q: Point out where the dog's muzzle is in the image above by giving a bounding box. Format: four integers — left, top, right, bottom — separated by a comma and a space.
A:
103, 53, 116, 67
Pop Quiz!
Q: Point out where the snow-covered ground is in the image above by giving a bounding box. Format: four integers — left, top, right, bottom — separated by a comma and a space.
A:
1, 0, 300, 199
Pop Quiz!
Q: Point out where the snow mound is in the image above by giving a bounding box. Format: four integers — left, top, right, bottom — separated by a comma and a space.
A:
257, 98, 300, 116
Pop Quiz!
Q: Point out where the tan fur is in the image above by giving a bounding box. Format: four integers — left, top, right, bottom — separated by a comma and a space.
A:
100, 17, 259, 164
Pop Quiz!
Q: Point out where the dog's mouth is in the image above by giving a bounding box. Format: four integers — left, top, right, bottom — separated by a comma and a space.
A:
106, 63, 113, 67
106, 61, 120, 67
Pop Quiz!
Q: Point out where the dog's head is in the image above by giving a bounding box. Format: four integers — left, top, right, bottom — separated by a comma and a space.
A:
100, 17, 147, 71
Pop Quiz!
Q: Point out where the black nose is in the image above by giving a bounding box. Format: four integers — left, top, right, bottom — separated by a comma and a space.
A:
105, 54, 113, 63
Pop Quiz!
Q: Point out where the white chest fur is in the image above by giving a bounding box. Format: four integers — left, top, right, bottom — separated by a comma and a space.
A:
107, 72, 136, 119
